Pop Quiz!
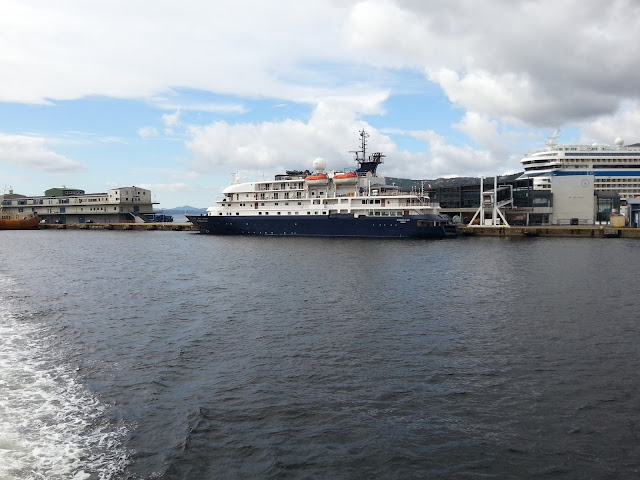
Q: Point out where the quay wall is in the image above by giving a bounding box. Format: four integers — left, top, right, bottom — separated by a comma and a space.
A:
36, 223, 640, 238
459, 225, 640, 239
39, 222, 196, 231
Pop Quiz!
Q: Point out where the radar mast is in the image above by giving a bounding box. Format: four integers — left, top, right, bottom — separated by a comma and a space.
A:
351, 129, 385, 175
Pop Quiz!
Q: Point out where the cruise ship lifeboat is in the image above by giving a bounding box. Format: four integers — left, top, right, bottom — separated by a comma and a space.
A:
305, 173, 329, 185
332, 171, 358, 184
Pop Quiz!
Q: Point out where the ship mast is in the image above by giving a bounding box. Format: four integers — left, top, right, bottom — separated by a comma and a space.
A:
351, 129, 384, 175
350, 129, 368, 162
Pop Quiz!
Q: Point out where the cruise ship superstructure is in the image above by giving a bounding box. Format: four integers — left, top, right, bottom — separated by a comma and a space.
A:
520, 130, 640, 199
188, 131, 456, 238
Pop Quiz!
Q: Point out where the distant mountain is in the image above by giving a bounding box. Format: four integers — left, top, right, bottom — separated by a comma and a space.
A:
387, 172, 525, 191
159, 205, 207, 215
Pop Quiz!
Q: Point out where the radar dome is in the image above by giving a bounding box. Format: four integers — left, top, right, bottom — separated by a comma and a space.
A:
615, 137, 624, 147
312, 157, 327, 173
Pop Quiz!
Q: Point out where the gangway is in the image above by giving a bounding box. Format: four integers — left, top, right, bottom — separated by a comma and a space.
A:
468, 176, 514, 227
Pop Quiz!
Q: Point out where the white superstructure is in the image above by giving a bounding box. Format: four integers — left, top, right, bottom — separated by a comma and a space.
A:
208, 163, 438, 218
207, 130, 441, 219
519, 130, 640, 199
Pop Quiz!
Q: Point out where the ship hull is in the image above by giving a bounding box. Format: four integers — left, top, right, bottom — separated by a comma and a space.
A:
0, 216, 40, 230
187, 214, 456, 238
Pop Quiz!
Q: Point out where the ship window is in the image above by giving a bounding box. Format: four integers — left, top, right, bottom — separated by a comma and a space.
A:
259, 212, 262, 215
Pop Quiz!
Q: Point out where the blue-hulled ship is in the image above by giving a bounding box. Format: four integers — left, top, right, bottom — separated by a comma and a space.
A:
188, 131, 456, 238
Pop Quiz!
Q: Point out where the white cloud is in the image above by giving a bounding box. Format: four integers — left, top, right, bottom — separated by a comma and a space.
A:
0, 134, 85, 172
154, 101, 247, 114
184, 92, 507, 181
346, 0, 640, 127
162, 111, 181, 128
3, 0, 640, 190
577, 101, 640, 145
185, 95, 392, 176
5, 0, 638, 130
138, 126, 159, 138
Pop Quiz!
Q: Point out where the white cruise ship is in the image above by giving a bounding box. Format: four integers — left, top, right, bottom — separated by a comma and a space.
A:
188, 131, 457, 238
519, 130, 640, 199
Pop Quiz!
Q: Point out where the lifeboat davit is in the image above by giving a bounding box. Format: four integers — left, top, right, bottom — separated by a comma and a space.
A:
333, 171, 358, 184
305, 173, 329, 185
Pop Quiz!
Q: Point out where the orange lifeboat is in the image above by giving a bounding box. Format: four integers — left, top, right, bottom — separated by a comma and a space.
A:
333, 171, 358, 184
305, 173, 329, 185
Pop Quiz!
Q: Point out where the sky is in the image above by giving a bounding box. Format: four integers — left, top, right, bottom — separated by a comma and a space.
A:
2, 0, 640, 209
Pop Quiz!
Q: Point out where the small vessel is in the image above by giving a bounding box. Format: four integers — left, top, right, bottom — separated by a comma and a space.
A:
332, 171, 358, 184
188, 130, 457, 238
0, 214, 40, 230
304, 173, 329, 185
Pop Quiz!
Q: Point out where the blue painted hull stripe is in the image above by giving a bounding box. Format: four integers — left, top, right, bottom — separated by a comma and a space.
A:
551, 171, 640, 176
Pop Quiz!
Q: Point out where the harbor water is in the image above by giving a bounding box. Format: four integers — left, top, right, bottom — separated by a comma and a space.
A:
1, 230, 639, 479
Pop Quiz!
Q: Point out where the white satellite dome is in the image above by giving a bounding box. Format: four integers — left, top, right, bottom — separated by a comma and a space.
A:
615, 137, 624, 147
312, 157, 327, 173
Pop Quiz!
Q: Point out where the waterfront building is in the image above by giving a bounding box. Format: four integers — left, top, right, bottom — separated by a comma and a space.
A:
0, 186, 155, 224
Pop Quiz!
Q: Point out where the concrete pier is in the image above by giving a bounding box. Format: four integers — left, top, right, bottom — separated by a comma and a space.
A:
35, 222, 640, 238
459, 225, 640, 238
39, 222, 196, 231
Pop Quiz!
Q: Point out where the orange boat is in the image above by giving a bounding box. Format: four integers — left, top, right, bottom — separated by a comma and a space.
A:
305, 173, 329, 185
0, 214, 40, 230
333, 171, 358, 184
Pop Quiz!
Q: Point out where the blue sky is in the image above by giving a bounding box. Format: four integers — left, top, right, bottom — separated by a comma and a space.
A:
1, 0, 639, 208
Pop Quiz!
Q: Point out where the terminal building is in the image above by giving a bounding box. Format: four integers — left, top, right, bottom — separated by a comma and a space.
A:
428, 132, 640, 226
0, 186, 155, 224
431, 175, 622, 227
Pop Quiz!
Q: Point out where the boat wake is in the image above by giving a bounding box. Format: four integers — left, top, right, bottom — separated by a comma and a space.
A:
0, 275, 129, 480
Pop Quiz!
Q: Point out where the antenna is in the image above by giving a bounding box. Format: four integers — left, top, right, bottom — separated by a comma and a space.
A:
349, 129, 369, 162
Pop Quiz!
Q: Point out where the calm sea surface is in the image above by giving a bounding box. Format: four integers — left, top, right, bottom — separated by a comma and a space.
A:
1, 230, 640, 479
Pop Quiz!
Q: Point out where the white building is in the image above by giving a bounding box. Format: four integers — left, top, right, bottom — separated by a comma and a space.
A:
0, 186, 155, 224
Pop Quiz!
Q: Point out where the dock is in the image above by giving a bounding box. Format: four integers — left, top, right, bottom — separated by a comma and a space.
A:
33, 222, 640, 238
459, 225, 640, 238
39, 222, 196, 231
